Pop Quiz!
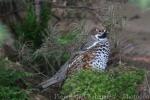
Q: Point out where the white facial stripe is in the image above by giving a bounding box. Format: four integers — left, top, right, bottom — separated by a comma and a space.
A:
95, 34, 101, 39
95, 32, 104, 38
86, 41, 99, 49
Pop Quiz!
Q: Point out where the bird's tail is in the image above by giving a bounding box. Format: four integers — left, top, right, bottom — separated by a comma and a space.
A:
38, 62, 69, 90
37, 54, 84, 90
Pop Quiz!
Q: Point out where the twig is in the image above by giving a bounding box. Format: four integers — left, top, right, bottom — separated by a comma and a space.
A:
51, 5, 105, 10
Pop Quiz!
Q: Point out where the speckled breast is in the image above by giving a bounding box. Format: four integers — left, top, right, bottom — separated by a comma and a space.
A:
89, 39, 110, 70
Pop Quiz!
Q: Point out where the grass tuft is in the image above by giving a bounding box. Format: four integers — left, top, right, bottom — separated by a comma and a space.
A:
0, 58, 31, 100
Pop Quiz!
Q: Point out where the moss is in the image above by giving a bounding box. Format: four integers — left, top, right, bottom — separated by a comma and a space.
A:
61, 66, 145, 100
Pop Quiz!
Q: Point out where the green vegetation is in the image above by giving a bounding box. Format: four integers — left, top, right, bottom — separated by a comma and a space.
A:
0, 0, 148, 99
13, 2, 51, 48
11, 1, 82, 75
62, 67, 145, 100
129, 0, 150, 9
0, 23, 10, 47
32, 26, 82, 74
0, 58, 31, 100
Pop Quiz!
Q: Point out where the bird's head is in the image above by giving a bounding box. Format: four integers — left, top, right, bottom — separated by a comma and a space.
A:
91, 28, 109, 41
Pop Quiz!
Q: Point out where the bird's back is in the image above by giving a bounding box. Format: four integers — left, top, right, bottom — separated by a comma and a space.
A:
67, 38, 110, 73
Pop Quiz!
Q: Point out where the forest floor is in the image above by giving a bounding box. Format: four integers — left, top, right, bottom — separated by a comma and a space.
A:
37, 2, 150, 100
122, 3, 150, 56
117, 3, 150, 99
35, 2, 150, 100
1, 1, 150, 100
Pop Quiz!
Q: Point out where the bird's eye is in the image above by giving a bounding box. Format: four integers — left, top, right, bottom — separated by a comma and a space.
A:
102, 30, 106, 32
98, 30, 102, 32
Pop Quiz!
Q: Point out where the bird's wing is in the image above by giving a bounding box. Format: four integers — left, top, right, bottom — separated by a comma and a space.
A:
80, 36, 98, 51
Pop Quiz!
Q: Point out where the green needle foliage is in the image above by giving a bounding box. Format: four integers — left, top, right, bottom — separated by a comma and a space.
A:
32, 26, 83, 75
62, 67, 145, 100
13, 2, 51, 48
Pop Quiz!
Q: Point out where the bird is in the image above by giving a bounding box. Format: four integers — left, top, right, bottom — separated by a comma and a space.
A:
38, 27, 110, 90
